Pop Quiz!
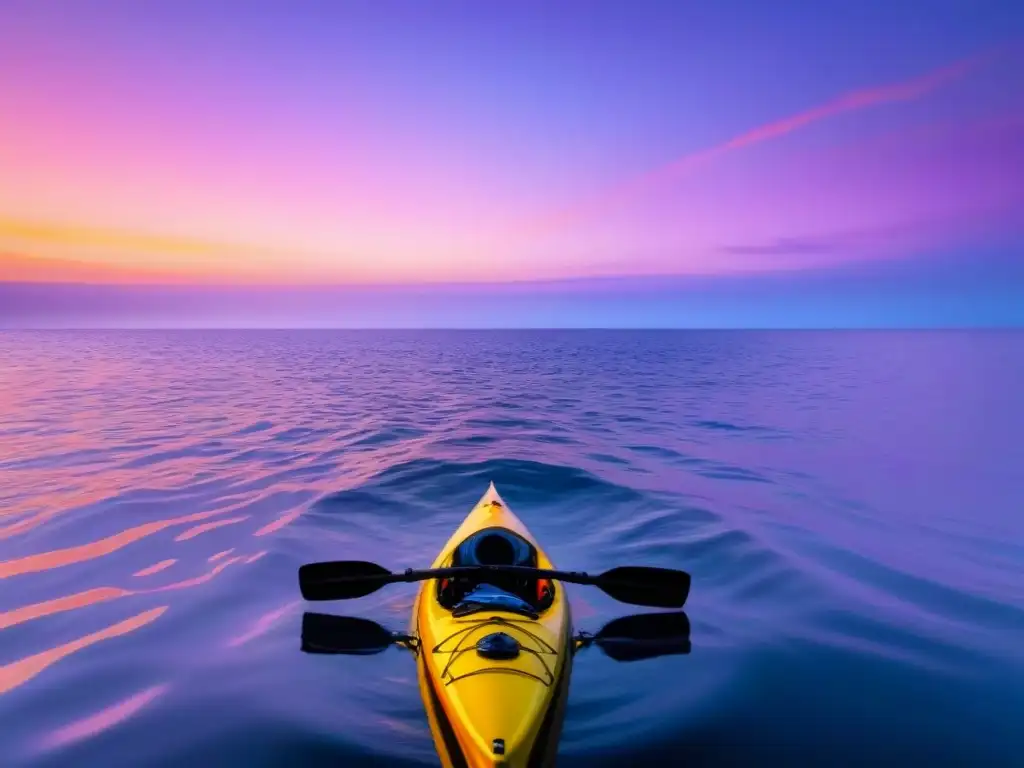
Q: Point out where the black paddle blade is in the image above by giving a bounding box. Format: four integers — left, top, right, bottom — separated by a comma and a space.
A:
596, 566, 691, 608
593, 611, 691, 662
298, 561, 392, 600
300, 612, 395, 655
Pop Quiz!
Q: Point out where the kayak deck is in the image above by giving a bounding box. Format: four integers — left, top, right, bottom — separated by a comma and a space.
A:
412, 483, 573, 767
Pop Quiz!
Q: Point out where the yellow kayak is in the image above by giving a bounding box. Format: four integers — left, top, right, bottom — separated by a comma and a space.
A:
411, 482, 572, 767
297, 482, 691, 768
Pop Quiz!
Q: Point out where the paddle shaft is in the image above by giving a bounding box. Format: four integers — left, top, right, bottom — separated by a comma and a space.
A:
316, 565, 602, 588
300, 561, 690, 607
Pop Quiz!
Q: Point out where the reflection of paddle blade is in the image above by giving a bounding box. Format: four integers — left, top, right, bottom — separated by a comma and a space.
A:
300, 612, 395, 655
592, 611, 691, 663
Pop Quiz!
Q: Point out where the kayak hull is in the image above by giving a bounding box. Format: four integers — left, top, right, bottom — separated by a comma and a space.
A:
412, 483, 573, 767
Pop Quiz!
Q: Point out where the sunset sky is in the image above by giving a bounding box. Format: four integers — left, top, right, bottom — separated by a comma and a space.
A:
1, 1, 1023, 327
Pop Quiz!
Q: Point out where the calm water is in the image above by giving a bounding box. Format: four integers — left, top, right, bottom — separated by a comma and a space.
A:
1, 330, 1023, 766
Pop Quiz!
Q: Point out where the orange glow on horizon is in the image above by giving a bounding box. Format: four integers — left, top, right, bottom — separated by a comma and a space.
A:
0, 217, 287, 283
0, 216, 516, 286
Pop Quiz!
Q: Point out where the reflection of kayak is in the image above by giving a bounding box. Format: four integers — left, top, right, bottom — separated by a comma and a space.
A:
412, 482, 571, 767
297, 483, 693, 767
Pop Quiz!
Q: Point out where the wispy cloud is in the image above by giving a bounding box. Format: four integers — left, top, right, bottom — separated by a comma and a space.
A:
715, 204, 1024, 272
719, 235, 847, 258
527, 50, 998, 237
717, 217, 950, 258
714, 54, 985, 151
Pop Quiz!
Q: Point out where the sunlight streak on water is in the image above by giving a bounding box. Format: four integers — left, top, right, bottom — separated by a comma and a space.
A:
38, 683, 171, 753
0, 607, 169, 695
133, 559, 177, 577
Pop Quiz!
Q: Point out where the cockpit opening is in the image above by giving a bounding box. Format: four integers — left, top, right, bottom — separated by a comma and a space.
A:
437, 527, 555, 615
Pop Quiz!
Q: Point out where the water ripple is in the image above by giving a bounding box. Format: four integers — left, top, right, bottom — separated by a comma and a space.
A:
1, 329, 1022, 766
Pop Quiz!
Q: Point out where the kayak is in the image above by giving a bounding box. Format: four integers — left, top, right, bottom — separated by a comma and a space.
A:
296, 483, 692, 768
411, 482, 571, 767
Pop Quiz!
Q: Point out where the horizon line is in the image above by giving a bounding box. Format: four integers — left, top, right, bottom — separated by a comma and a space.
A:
0, 267, 840, 291
3, 325, 1020, 332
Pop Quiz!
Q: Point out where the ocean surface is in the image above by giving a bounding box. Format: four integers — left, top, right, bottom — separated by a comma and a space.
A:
1, 329, 1023, 767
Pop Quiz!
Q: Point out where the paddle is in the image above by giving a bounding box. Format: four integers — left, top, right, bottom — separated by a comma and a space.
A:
580, 610, 691, 662
300, 610, 690, 662
298, 561, 690, 609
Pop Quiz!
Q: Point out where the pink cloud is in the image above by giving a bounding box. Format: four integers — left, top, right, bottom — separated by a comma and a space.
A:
504, 104, 1024, 279
723, 55, 984, 150
527, 49, 999, 238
